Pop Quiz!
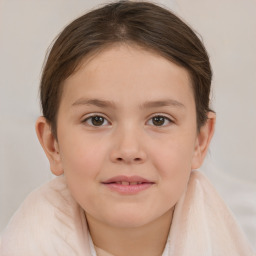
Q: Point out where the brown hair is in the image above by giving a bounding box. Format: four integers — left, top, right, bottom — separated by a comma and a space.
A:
40, 0, 212, 138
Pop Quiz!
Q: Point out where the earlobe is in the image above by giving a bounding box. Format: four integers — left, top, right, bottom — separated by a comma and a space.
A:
192, 112, 216, 169
35, 116, 64, 176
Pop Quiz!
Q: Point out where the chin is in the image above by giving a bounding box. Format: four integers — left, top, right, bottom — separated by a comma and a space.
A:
101, 208, 158, 229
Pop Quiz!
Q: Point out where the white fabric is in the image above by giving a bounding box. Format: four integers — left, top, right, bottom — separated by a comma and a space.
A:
0, 171, 255, 256
89, 234, 97, 256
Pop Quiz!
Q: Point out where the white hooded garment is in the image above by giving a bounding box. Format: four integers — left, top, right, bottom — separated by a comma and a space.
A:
0, 171, 255, 256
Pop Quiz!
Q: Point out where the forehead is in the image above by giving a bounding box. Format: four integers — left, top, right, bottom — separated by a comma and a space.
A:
60, 44, 194, 109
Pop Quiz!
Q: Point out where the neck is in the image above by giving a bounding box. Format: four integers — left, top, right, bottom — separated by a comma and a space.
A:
86, 208, 173, 256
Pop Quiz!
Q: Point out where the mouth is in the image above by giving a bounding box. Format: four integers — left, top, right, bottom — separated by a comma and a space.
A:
101, 175, 155, 194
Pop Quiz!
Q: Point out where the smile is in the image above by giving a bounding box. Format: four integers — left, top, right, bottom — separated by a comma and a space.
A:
102, 175, 155, 194
111, 181, 144, 185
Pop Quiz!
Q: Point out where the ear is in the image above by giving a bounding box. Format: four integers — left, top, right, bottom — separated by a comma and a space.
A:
191, 112, 216, 169
35, 116, 64, 176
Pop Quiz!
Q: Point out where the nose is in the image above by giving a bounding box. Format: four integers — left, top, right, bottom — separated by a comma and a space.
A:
110, 127, 147, 164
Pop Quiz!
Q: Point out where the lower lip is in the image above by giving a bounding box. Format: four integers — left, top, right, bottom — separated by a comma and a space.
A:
103, 183, 154, 194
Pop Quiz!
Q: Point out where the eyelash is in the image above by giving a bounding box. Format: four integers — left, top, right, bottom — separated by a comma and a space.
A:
82, 114, 110, 127
146, 115, 173, 127
82, 114, 174, 127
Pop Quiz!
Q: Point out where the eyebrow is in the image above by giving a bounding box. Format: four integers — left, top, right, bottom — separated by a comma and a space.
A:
141, 99, 185, 109
72, 98, 116, 108
72, 98, 185, 109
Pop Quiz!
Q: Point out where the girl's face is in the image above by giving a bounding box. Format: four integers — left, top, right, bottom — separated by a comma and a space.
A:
54, 44, 206, 228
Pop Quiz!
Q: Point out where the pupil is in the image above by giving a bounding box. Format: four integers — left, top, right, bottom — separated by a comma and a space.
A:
92, 116, 104, 126
153, 116, 164, 126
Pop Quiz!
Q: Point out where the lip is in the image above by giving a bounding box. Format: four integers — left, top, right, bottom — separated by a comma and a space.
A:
102, 175, 155, 195
102, 175, 153, 184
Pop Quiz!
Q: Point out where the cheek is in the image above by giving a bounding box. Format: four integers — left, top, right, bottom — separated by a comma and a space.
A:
57, 132, 109, 204
153, 136, 196, 175
59, 132, 108, 176
150, 134, 196, 198
58, 134, 109, 211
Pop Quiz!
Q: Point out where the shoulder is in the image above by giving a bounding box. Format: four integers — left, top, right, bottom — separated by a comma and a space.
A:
0, 176, 90, 256
169, 170, 255, 255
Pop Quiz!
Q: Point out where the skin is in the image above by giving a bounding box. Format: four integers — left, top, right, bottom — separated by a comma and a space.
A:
36, 44, 215, 256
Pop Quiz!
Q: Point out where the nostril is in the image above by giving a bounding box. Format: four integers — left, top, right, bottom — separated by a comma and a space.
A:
116, 157, 141, 162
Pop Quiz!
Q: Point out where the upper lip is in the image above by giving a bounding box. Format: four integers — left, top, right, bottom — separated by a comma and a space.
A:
102, 175, 154, 184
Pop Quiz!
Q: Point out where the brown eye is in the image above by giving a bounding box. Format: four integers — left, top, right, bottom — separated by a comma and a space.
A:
84, 115, 109, 126
152, 116, 165, 126
147, 115, 172, 127
92, 116, 104, 126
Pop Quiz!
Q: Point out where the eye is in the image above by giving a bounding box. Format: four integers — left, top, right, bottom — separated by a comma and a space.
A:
147, 115, 173, 127
83, 115, 110, 127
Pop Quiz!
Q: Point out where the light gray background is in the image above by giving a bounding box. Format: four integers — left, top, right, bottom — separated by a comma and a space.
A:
0, 0, 255, 250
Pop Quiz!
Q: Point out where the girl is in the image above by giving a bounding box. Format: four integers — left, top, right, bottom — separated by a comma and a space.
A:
1, 1, 254, 255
